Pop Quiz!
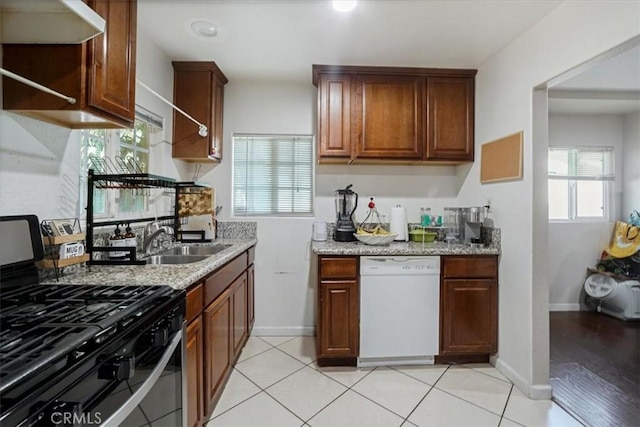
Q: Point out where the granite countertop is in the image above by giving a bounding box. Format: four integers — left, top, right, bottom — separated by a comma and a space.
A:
42, 239, 258, 291
311, 238, 501, 256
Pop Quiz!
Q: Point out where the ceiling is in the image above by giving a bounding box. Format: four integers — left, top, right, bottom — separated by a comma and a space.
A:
138, 0, 563, 82
138, 0, 639, 115
549, 44, 640, 115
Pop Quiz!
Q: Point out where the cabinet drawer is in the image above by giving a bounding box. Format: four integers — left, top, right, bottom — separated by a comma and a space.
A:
205, 253, 248, 306
319, 256, 358, 280
442, 256, 498, 279
186, 283, 203, 324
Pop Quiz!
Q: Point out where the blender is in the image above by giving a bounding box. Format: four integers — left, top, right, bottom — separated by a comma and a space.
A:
334, 184, 358, 242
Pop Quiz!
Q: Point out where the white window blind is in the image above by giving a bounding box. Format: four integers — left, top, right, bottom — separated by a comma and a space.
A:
233, 135, 314, 216
549, 147, 614, 180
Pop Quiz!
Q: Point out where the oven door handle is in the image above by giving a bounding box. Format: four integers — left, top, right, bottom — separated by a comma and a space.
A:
101, 328, 183, 427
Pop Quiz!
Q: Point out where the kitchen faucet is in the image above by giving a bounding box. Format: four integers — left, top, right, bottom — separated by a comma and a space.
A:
143, 221, 174, 255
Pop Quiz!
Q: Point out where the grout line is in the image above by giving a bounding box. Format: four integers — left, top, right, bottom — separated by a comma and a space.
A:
389, 364, 449, 388
348, 386, 416, 421
496, 384, 519, 426
431, 384, 508, 418
203, 368, 263, 424
458, 363, 512, 384
260, 389, 308, 426
400, 365, 450, 424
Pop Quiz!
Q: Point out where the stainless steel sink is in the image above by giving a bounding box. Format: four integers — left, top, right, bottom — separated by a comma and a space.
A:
145, 254, 210, 265
161, 244, 232, 256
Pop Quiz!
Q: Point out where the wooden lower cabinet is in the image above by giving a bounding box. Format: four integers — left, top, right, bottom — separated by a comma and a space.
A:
318, 281, 359, 358
316, 256, 359, 364
231, 274, 248, 356
185, 247, 256, 425
186, 316, 204, 427
204, 290, 231, 415
440, 256, 498, 355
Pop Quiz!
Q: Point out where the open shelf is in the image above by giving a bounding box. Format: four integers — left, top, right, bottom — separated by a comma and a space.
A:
38, 254, 90, 269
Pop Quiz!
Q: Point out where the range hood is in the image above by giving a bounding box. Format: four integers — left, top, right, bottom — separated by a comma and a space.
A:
1, 0, 105, 44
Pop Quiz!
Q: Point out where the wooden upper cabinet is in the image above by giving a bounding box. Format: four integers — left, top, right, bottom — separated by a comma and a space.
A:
317, 74, 352, 160
172, 61, 228, 162
425, 77, 475, 161
312, 65, 476, 164
1, 0, 137, 129
354, 75, 424, 160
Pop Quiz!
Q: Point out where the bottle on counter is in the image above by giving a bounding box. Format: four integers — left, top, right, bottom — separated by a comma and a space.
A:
420, 207, 432, 227
109, 224, 126, 259
124, 223, 137, 252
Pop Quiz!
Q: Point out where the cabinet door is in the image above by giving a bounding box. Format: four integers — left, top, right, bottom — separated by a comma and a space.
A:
87, 0, 137, 124
318, 281, 359, 357
247, 264, 255, 331
231, 273, 248, 358
354, 75, 423, 159
172, 62, 228, 162
211, 74, 225, 160
204, 291, 231, 414
440, 279, 497, 354
425, 77, 474, 161
186, 316, 204, 427
317, 74, 352, 160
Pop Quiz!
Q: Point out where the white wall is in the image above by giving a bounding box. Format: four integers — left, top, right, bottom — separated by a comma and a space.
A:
455, 1, 640, 398
547, 114, 623, 310
202, 79, 465, 335
623, 112, 640, 218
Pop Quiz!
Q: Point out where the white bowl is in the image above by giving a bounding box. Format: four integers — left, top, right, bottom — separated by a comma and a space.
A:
354, 233, 398, 246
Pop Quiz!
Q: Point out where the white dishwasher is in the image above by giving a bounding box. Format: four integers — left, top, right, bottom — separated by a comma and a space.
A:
359, 256, 440, 367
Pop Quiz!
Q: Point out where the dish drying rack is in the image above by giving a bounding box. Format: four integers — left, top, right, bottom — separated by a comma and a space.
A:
358, 198, 389, 232
86, 156, 211, 265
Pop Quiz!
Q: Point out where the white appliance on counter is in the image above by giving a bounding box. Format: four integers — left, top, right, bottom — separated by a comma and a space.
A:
359, 256, 440, 367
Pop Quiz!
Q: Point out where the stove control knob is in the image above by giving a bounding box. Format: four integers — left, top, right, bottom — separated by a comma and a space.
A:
98, 356, 135, 381
149, 327, 169, 347
168, 313, 184, 332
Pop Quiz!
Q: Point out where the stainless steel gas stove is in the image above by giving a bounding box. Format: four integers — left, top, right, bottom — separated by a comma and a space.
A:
0, 215, 186, 427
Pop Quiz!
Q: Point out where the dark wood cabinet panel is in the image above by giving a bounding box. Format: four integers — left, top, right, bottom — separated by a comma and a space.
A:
204, 289, 231, 415
187, 246, 255, 422
2, 0, 136, 129
247, 264, 255, 330
354, 75, 423, 159
440, 255, 498, 356
87, 0, 137, 123
317, 280, 359, 359
442, 255, 498, 279
440, 279, 497, 354
312, 65, 476, 164
426, 77, 475, 161
231, 273, 248, 358
172, 62, 228, 162
317, 74, 352, 160
186, 316, 204, 427
319, 256, 358, 280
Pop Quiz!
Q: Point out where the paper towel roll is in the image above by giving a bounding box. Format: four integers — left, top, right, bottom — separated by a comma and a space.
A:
390, 205, 408, 241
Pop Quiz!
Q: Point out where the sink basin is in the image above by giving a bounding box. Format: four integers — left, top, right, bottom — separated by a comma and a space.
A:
161, 244, 232, 256
145, 254, 210, 265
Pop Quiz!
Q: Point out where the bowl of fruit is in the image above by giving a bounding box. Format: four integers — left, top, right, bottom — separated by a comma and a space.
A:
354, 226, 398, 246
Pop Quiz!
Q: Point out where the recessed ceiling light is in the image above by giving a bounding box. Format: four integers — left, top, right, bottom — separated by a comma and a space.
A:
332, 0, 357, 13
190, 20, 217, 38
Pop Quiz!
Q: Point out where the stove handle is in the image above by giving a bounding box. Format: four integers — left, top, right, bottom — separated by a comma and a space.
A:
100, 329, 182, 427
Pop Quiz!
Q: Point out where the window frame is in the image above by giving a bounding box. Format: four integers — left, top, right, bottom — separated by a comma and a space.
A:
79, 114, 162, 221
231, 133, 315, 218
548, 146, 614, 223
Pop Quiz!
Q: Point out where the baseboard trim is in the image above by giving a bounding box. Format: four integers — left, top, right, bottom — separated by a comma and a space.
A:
252, 326, 315, 336
549, 303, 581, 312
495, 358, 552, 400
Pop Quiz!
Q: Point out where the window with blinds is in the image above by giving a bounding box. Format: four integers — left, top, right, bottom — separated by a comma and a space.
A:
233, 135, 314, 216
548, 147, 614, 221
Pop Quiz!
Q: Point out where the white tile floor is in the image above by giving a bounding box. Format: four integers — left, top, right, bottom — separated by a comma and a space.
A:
207, 336, 584, 427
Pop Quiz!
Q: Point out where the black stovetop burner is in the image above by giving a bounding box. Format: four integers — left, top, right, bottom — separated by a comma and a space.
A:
0, 283, 175, 397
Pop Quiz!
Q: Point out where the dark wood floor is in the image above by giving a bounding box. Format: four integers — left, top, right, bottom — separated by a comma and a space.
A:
549, 311, 640, 427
